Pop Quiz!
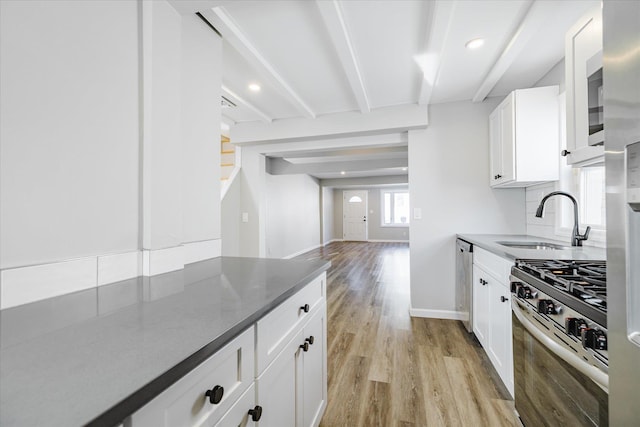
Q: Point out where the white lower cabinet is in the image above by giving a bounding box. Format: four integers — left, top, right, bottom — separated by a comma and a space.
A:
127, 273, 327, 427
256, 304, 327, 427
128, 326, 255, 427
215, 383, 257, 427
301, 308, 327, 427
472, 248, 514, 397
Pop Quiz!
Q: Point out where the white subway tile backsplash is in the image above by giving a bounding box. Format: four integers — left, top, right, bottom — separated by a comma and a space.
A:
0, 257, 98, 309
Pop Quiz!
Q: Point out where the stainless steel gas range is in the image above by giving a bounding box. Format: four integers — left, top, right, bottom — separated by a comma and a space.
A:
510, 259, 608, 427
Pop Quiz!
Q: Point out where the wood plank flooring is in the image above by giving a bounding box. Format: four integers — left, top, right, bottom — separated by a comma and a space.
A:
296, 241, 517, 427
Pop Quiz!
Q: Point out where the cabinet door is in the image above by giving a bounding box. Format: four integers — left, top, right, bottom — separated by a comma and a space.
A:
472, 265, 490, 347
488, 280, 513, 397
499, 95, 515, 183
489, 94, 515, 186
301, 307, 327, 427
565, 7, 604, 165
489, 109, 502, 186
256, 331, 303, 427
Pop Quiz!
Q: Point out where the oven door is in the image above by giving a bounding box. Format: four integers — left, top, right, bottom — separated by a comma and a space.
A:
512, 299, 608, 427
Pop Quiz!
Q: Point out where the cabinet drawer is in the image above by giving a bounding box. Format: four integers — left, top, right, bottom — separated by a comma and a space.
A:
256, 273, 325, 375
473, 247, 512, 284
214, 383, 256, 427
129, 326, 255, 427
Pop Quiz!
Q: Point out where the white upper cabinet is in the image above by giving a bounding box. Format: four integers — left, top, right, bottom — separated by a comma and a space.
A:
489, 86, 560, 188
565, 7, 604, 165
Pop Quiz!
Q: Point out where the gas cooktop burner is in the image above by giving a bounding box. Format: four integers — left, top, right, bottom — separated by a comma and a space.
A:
515, 259, 607, 313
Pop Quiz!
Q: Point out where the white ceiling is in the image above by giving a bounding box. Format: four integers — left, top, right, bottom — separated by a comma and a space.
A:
192, 0, 599, 181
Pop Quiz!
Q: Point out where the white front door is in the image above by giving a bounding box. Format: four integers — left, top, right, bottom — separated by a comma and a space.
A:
343, 190, 368, 241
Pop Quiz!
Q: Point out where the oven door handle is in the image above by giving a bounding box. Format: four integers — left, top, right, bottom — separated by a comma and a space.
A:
512, 299, 609, 393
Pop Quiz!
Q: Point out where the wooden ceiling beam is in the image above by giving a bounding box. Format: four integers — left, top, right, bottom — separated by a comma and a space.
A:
201, 7, 317, 119
316, 0, 370, 114
417, 1, 455, 106
222, 85, 272, 123
472, 1, 546, 102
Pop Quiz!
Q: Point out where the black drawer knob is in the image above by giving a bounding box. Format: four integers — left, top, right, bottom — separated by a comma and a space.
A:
300, 304, 310, 313
500, 296, 509, 303
306, 336, 315, 345
205, 385, 224, 404
300, 341, 309, 352
248, 405, 263, 422
561, 149, 571, 157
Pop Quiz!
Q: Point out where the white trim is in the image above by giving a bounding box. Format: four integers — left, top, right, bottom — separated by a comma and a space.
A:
323, 238, 343, 246
184, 239, 222, 264
283, 244, 323, 260
409, 307, 466, 320
1, 257, 98, 309
97, 251, 141, 286
141, 246, 184, 276
367, 239, 409, 243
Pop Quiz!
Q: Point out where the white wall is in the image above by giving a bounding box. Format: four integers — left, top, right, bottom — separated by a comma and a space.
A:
0, 0, 140, 269
321, 187, 334, 244
180, 13, 221, 244
142, 0, 183, 250
222, 176, 242, 256
332, 188, 410, 241
408, 100, 526, 318
265, 174, 321, 258
0, 1, 223, 308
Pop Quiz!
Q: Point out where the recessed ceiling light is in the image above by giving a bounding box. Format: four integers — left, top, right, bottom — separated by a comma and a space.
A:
465, 38, 485, 50
248, 83, 261, 92
340, 171, 346, 175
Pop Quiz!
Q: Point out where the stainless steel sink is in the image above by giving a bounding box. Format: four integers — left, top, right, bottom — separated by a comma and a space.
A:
497, 241, 571, 250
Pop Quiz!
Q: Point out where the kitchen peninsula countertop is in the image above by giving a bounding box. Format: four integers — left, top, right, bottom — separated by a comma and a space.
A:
457, 234, 606, 261
0, 256, 330, 427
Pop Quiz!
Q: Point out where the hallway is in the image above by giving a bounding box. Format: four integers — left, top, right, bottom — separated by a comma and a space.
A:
297, 241, 517, 426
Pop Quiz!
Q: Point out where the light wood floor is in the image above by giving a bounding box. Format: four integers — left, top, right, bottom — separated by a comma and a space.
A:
297, 241, 518, 427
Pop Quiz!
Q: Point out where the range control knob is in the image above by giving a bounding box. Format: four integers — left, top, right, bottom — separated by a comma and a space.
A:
516, 285, 538, 299
565, 317, 589, 337
582, 329, 608, 350
538, 299, 562, 315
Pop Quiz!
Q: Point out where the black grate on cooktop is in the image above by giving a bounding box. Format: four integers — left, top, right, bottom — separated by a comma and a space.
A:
515, 259, 607, 312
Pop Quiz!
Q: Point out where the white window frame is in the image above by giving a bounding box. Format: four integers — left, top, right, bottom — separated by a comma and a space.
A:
380, 189, 410, 228
554, 158, 607, 245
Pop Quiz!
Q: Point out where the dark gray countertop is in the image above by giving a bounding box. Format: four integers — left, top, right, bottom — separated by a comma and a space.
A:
457, 234, 606, 261
0, 256, 330, 427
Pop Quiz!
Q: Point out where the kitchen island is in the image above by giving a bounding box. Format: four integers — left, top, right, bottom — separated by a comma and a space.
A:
0, 256, 330, 426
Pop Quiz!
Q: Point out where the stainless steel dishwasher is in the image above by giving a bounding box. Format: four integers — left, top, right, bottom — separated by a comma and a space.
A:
456, 239, 473, 333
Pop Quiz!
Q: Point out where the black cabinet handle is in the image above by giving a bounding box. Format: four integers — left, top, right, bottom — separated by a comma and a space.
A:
300, 304, 310, 313
501, 296, 509, 303
300, 342, 309, 352
248, 405, 263, 422
479, 278, 487, 286
306, 336, 315, 345
205, 385, 224, 404
561, 149, 571, 157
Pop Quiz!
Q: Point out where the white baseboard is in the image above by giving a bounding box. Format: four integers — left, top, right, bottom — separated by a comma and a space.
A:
142, 246, 184, 276
409, 307, 466, 320
184, 239, 222, 265
98, 251, 141, 286
367, 239, 409, 243
1, 239, 224, 310
283, 243, 324, 259
1, 257, 98, 310
323, 239, 343, 246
